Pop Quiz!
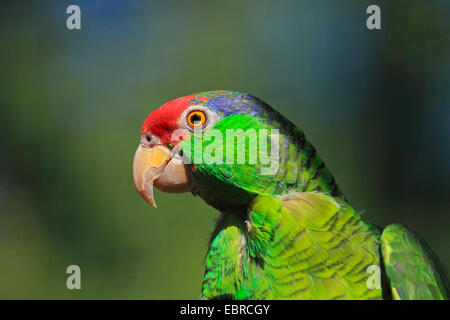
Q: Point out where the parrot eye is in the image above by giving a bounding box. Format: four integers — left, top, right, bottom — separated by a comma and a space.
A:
180, 105, 219, 132
187, 110, 207, 128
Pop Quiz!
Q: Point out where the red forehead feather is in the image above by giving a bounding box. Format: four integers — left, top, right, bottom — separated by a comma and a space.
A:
141, 94, 196, 143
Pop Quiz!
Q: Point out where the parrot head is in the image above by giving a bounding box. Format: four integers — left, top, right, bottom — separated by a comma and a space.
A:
133, 90, 339, 210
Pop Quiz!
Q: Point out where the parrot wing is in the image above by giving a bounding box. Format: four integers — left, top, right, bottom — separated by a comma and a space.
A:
202, 191, 385, 299
244, 192, 384, 299
380, 223, 449, 300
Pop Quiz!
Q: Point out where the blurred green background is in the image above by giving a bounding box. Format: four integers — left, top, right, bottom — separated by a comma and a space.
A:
0, 0, 449, 299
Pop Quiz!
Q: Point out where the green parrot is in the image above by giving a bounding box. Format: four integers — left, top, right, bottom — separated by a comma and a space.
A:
132, 90, 449, 300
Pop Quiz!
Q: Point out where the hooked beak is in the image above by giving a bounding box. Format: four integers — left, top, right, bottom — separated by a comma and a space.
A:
132, 144, 193, 207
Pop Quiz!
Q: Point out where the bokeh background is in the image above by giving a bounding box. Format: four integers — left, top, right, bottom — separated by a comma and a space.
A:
0, 0, 449, 299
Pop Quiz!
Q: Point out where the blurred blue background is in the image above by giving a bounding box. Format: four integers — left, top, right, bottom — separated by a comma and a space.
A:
0, 0, 449, 298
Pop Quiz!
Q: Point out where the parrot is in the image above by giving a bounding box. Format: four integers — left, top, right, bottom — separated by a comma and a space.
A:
132, 90, 449, 300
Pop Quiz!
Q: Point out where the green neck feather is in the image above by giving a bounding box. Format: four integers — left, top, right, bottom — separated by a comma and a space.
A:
180, 114, 343, 211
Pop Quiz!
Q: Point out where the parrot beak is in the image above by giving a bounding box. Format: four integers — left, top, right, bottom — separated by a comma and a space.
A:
132, 144, 193, 207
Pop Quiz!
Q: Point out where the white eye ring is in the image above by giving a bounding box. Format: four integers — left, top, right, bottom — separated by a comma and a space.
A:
179, 105, 219, 132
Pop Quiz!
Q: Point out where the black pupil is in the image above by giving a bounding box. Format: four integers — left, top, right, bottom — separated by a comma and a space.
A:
190, 113, 202, 124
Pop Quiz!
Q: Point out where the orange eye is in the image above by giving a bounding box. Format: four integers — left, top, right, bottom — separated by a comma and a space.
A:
187, 110, 207, 127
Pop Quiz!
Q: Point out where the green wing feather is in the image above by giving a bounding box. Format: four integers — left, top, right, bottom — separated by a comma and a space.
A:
381, 223, 449, 300
201, 192, 384, 299
201, 213, 245, 299
183, 114, 342, 209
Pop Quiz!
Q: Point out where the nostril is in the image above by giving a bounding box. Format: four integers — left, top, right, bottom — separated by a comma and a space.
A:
141, 133, 161, 146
